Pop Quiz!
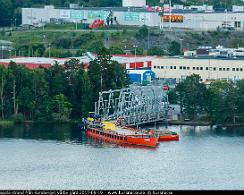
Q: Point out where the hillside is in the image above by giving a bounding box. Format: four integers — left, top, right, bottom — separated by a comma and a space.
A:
1, 25, 244, 58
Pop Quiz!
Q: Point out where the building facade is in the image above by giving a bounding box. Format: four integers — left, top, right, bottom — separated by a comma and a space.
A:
22, 6, 160, 27
22, 5, 244, 31
152, 57, 244, 83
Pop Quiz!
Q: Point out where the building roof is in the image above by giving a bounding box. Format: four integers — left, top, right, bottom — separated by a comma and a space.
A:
127, 69, 154, 74
0, 40, 13, 45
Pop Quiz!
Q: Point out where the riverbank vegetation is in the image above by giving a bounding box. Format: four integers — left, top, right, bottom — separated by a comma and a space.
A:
0, 47, 127, 123
168, 74, 244, 125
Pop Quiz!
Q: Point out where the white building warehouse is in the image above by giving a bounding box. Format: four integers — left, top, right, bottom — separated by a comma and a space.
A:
22, 5, 244, 31
152, 56, 244, 83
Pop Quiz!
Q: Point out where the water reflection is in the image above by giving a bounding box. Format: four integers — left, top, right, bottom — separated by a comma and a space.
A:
0, 123, 243, 146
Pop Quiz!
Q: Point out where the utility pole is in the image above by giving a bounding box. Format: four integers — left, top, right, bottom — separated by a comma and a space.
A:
169, 0, 172, 30
48, 43, 51, 58
133, 44, 138, 69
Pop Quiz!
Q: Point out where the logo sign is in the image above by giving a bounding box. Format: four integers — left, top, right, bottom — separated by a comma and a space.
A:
124, 12, 140, 21
70, 10, 84, 20
88, 10, 110, 20
163, 15, 183, 23
60, 10, 70, 19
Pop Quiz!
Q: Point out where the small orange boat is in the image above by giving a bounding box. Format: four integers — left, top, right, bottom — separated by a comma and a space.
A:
146, 129, 180, 142
158, 133, 179, 141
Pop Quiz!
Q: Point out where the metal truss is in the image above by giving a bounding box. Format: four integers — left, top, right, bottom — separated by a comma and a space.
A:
95, 84, 169, 126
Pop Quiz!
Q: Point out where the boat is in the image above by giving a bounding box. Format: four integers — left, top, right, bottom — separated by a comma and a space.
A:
80, 115, 158, 148
145, 129, 180, 142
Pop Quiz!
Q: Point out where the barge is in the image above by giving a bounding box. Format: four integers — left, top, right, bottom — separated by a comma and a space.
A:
81, 115, 158, 148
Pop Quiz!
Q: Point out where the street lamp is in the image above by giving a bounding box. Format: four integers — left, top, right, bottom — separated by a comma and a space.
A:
179, 38, 183, 55
133, 44, 138, 69
48, 43, 51, 58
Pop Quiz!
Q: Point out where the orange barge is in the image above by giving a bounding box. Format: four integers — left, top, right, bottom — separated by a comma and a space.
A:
86, 127, 158, 148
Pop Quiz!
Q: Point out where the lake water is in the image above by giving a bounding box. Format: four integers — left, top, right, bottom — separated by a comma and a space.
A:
0, 123, 244, 190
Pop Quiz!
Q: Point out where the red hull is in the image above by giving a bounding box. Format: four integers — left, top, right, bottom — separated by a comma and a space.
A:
86, 128, 158, 148
159, 135, 179, 141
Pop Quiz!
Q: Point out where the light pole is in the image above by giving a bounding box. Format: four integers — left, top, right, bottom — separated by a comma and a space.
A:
48, 43, 51, 58
169, 0, 172, 30
179, 38, 183, 55
133, 44, 138, 69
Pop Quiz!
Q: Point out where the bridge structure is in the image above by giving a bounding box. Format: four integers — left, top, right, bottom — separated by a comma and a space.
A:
94, 84, 169, 126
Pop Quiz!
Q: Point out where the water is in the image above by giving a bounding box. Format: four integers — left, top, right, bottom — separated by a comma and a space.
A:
0, 123, 244, 190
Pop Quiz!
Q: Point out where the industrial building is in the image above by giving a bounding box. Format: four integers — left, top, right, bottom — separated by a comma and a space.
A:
152, 56, 244, 83
127, 69, 155, 84
21, 2, 244, 31
0, 54, 154, 70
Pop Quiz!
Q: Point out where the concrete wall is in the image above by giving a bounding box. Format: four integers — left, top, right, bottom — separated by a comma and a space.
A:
152, 57, 244, 82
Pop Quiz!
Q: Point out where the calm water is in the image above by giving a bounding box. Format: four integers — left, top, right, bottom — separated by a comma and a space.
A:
0, 123, 244, 190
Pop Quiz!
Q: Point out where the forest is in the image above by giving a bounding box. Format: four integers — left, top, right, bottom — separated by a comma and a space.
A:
0, 47, 127, 122
169, 74, 244, 125
1, 0, 244, 26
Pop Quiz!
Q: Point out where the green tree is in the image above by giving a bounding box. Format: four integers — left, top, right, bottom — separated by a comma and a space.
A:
176, 74, 207, 120
0, 65, 7, 119
50, 93, 72, 122
207, 80, 238, 124
147, 47, 164, 56
169, 41, 181, 56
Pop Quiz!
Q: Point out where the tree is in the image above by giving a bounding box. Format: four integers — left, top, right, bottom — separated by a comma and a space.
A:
207, 80, 238, 124
175, 74, 207, 120
50, 93, 72, 122
88, 47, 128, 103
169, 41, 181, 56
46, 62, 66, 97
147, 47, 164, 56
0, 65, 7, 119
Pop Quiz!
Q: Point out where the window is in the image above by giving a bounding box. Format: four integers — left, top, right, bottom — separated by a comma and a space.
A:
193, 67, 195, 70
236, 68, 239, 71
174, 66, 177, 69
196, 67, 199, 70
200, 67, 203, 70
206, 67, 209, 70
213, 67, 216, 71
157, 66, 160, 69
219, 68, 222, 71
161, 66, 164, 69
227, 68, 230, 71
187, 67, 190, 70
223, 68, 225, 71
170, 66, 173, 69
240, 68, 243, 71
154, 66, 156, 69
233, 68, 235, 71
183, 66, 186, 70
180, 66, 182, 70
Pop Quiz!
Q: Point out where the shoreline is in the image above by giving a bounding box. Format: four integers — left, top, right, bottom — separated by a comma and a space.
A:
1, 119, 244, 128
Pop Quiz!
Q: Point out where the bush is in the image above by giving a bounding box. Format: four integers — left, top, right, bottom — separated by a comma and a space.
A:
12, 113, 25, 123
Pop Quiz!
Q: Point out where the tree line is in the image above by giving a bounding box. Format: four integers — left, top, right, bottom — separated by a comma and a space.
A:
168, 74, 244, 125
0, 48, 127, 122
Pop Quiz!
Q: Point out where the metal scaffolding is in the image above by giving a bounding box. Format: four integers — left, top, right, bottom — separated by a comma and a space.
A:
95, 85, 169, 126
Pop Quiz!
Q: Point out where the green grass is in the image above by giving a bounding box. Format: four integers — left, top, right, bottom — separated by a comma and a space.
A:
0, 120, 14, 126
